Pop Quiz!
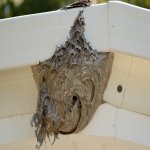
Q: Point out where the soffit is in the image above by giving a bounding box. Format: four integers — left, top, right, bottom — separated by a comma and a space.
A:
104, 53, 150, 116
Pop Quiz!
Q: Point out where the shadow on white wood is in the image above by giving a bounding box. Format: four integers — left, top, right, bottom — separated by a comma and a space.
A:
0, 67, 37, 118
122, 57, 150, 115
104, 53, 132, 107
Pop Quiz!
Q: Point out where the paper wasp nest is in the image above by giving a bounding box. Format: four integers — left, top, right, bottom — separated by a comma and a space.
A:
31, 11, 114, 149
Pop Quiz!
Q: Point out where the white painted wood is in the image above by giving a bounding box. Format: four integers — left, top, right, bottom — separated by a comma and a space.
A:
104, 145, 131, 150
74, 141, 103, 150
0, 103, 116, 145
0, 4, 109, 71
80, 103, 116, 138
116, 139, 150, 150
122, 57, 150, 115
0, 139, 37, 150
109, 1, 150, 60
44, 140, 74, 150
116, 107, 150, 148
104, 53, 132, 107
0, 113, 35, 145
0, 113, 68, 146
0, 104, 113, 145
104, 53, 150, 116
1, 1, 150, 71
1, 138, 149, 150
1, 139, 149, 150
69, 103, 116, 145
0, 66, 37, 118
0, 104, 150, 150
0, 138, 74, 150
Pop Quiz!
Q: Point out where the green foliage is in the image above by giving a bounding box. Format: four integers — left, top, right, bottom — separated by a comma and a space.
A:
123, 0, 150, 9
97, 0, 150, 9
1, 0, 150, 19
0, 0, 74, 19
0, 0, 17, 18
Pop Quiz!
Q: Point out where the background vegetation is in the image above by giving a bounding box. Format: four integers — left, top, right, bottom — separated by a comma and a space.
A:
0, 0, 150, 19
98, 0, 150, 9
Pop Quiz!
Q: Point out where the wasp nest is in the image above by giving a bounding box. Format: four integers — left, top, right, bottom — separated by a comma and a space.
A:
31, 11, 114, 149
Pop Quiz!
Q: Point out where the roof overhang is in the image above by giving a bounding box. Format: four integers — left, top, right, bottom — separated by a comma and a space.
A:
0, 1, 150, 150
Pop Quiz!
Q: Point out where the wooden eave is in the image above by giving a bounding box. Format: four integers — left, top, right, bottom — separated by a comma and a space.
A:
0, 1, 150, 150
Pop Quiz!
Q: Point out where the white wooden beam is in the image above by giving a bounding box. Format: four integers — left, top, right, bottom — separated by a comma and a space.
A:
1, 1, 150, 71
121, 57, 150, 115
0, 4, 109, 71
116, 107, 150, 149
0, 104, 116, 145
109, 1, 150, 60
104, 53, 132, 107
104, 53, 150, 116
0, 113, 35, 145
0, 66, 37, 119
0, 104, 150, 150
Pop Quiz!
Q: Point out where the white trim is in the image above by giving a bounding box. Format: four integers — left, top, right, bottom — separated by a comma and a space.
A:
104, 53, 150, 116
1, 2, 150, 71
1, 104, 150, 149
109, 1, 150, 59
0, 4, 109, 71
0, 66, 37, 119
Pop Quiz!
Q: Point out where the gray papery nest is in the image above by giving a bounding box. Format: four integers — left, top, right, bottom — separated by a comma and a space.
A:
31, 10, 114, 149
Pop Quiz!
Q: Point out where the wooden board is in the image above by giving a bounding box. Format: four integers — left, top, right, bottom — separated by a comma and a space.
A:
116, 107, 150, 149
0, 66, 37, 118
104, 53, 132, 107
0, 4, 109, 71
1, 1, 150, 71
104, 53, 150, 116
122, 57, 150, 115
0, 103, 150, 150
109, 1, 150, 60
